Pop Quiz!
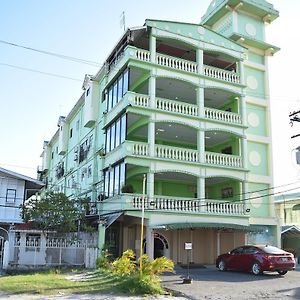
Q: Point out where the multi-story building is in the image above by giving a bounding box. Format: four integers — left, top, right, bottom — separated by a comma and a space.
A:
39, 0, 280, 264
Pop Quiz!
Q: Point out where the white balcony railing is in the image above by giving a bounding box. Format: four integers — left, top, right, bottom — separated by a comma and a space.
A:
205, 107, 241, 124
203, 65, 240, 84
205, 152, 243, 168
130, 143, 243, 168
134, 48, 240, 84
155, 145, 199, 163
156, 97, 198, 117
132, 195, 247, 216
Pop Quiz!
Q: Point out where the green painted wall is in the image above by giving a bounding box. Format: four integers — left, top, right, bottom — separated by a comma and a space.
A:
244, 66, 266, 99
248, 182, 270, 217
247, 141, 268, 176
247, 51, 264, 65
206, 180, 240, 201
246, 104, 267, 136
237, 13, 265, 41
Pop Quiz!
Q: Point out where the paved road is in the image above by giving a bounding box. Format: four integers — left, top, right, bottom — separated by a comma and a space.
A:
160, 265, 300, 299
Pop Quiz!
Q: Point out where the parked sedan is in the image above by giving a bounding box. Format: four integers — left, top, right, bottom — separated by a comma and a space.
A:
216, 245, 295, 275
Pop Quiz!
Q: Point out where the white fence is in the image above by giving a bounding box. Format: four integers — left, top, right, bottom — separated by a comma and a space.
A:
7, 231, 98, 270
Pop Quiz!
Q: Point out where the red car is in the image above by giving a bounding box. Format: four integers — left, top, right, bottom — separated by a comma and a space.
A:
216, 245, 295, 275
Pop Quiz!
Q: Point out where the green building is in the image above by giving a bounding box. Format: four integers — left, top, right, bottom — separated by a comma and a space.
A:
39, 0, 280, 264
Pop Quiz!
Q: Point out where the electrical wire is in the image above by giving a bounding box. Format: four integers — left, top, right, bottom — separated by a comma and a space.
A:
0, 62, 82, 82
0, 39, 101, 67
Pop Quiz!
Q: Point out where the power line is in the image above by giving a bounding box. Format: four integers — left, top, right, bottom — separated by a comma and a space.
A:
0, 39, 101, 67
0, 62, 82, 82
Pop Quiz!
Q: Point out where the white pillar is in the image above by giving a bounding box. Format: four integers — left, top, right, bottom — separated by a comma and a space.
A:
197, 177, 205, 208
148, 120, 155, 157
196, 48, 203, 74
216, 231, 221, 256
146, 226, 154, 260
148, 73, 156, 108
149, 34, 156, 64
241, 136, 247, 169
197, 129, 205, 163
238, 60, 245, 85
196, 87, 205, 118
240, 95, 246, 127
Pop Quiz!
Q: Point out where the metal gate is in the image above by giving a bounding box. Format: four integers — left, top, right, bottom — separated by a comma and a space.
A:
0, 236, 4, 269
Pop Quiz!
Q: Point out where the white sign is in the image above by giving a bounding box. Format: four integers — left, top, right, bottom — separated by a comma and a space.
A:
185, 242, 192, 250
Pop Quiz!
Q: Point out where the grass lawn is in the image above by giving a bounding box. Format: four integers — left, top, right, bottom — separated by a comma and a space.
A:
0, 269, 121, 296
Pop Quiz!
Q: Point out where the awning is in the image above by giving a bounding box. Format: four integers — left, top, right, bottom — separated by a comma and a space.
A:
152, 222, 264, 232
282, 225, 300, 237
102, 212, 123, 229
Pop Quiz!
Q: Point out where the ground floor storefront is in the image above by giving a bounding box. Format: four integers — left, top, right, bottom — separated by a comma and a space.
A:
101, 214, 278, 265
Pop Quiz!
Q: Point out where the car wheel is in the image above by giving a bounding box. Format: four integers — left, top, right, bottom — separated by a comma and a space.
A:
251, 262, 262, 275
218, 260, 226, 271
277, 270, 288, 275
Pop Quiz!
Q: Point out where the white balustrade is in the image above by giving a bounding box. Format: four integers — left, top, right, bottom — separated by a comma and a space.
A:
156, 97, 198, 116
155, 145, 199, 162
204, 65, 240, 84
132, 195, 246, 216
205, 201, 245, 215
156, 54, 198, 73
132, 143, 149, 156
205, 152, 242, 168
134, 94, 150, 107
205, 107, 241, 124
135, 49, 150, 62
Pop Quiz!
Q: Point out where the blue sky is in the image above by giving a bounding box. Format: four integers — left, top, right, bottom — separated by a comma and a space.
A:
0, 0, 299, 190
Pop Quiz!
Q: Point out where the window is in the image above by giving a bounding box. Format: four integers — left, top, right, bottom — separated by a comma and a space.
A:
115, 119, 121, 148
105, 113, 127, 154
103, 161, 126, 199
113, 82, 118, 107
88, 165, 92, 178
86, 87, 90, 96
110, 123, 116, 151
70, 128, 73, 138
105, 68, 129, 113
6, 189, 16, 202
51, 152, 54, 159
117, 75, 123, 103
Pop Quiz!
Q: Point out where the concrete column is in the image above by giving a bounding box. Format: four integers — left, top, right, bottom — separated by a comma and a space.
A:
149, 34, 156, 64
97, 222, 106, 256
196, 87, 205, 118
216, 231, 221, 256
196, 48, 203, 74
148, 73, 156, 108
148, 119, 155, 157
240, 95, 246, 127
147, 171, 154, 200
146, 226, 154, 260
197, 129, 205, 163
241, 136, 247, 169
238, 60, 245, 85
197, 177, 205, 207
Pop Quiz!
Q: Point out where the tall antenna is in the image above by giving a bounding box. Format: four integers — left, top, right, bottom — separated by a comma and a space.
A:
120, 11, 126, 31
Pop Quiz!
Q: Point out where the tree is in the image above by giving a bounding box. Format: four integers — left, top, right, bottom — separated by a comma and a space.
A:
22, 192, 85, 233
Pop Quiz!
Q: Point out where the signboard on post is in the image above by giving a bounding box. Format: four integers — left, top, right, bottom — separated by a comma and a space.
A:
185, 242, 192, 250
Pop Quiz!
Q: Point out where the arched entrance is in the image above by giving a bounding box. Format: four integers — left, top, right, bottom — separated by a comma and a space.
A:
153, 233, 169, 259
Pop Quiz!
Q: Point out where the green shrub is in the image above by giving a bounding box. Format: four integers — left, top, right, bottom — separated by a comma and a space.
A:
96, 249, 111, 270
111, 249, 136, 275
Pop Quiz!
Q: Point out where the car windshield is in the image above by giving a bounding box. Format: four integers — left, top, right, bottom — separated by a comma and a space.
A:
258, 245, 284, 254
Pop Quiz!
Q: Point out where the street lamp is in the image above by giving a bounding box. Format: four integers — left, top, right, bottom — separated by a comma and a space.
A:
139, 174, 147, 275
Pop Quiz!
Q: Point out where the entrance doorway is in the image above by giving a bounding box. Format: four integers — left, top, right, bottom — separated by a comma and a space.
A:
153, 233, 169, 259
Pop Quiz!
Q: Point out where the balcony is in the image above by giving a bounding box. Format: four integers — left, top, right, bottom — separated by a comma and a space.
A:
100, 194, 248, 217
131, 46, 240, 84
127, 141, 243, 168
128, 92, 242, 125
